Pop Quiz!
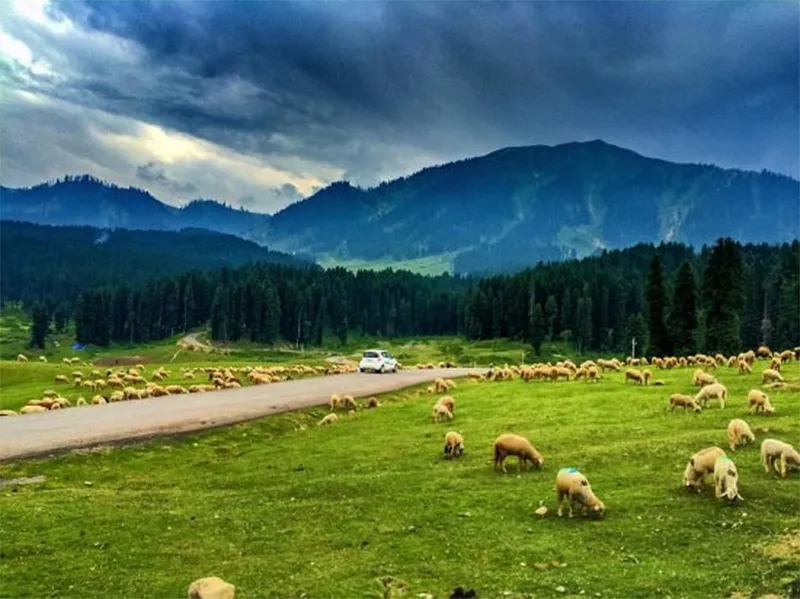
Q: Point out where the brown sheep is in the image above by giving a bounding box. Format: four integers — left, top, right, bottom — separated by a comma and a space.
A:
761, 369, 784, 384
436, 395, 455, 414
669, 394, 701, 413
365, 396, 380, 408
186, 576, 236, 599
726, 419, 755, 451
493, 433, 543, 473
737, 360, 752, 375
556, 468, 605, 518
318, 413, 338, 426
683, 446, 726, 492
443, 431, 465, 458
756, 345, 771, 358
432, 403, 453, 422
692, 369, 717, 387
624, 369, 645, 385
748, 389, 774, 414
54, 375, 68, 384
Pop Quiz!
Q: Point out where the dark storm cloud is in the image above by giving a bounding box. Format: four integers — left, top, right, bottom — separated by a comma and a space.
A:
2, 0, 798, 210
136, 162, 198, 194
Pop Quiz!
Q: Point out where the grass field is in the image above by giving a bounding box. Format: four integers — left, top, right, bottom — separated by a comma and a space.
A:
1, 360, 798, 598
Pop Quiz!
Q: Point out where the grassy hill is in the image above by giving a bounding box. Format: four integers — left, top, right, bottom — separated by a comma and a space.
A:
1, 361, 798, 597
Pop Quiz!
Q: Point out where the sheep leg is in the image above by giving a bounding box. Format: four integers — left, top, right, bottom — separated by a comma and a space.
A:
762, 454, 772, 473
557, 495, 565, 517
780, 454, 788, 479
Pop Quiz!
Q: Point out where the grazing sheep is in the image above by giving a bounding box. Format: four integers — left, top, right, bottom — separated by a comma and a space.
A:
683, 446, 726, 491
21, 405, 47, 414
436, 395, 455, 414
318, 413, 338, 426
761, 439, 800, 478
16, 354, 28, 362
432, 403, 454, 422
0, 409, 19, 416
625, 369, 645, 385
695, 382, 728, 409
737, 360, 752, 375
365, 396, 380, 408
761, 369, 784, 384
756, 345, 771, 358
586, 366, 601, 382
669, 394, 702, 413
443, 431, 465, 458
769, 356, 782, 372
71, 370, 83, 380
186, 576, 236, 599
713, 456, 742, 502
91, 395, 107, 405
727, 419, 755, 451
493, 433, 543, 473
342, 395, 358, 410
76, 397, 87, 407
39, 356, 47, 363
329, 394, 342, 411
556, 468, 605, 518
54, 375, 68, 384
109, 391, 124, 402
425, 384, 436, 394
693, 369, 717, 387
42, 389, 59, 399
780, 349, 794, 362
433, 378, 450, 393
597, 358, 621, 372
748, 389, 774, 414
165, 385, 188, 395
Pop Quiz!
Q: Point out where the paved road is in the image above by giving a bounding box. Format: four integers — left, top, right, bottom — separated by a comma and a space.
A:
0, 368, 483, 462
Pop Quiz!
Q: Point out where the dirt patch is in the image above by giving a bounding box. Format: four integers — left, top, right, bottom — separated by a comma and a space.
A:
761, 530, 800, 562
94, 355, 150, 366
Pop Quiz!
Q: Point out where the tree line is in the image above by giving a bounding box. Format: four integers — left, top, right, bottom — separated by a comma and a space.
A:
25, 238, 800, 356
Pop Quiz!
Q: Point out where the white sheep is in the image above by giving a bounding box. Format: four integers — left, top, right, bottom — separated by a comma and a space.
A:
726, 419, 755, 451
694, 382, 727, 409
713, 455, 742, 502
761, 369, 784, 384
318, 413, 338, 426
432, 403, 453, 422
186, 576, 236, 599
669, 394, 701, 413
761, 439, 800, 478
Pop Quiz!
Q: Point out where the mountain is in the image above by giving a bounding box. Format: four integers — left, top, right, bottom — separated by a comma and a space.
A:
0, 220, 310, 306
263, 140, 799, 273
0, 175, 270, 238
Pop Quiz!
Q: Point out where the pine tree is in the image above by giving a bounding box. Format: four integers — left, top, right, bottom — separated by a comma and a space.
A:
668, 261, 698, 355
30, 303, 49, 349
575, 294, 592, 354
775, 278, 800, 349
645, 255, 671, 356
529, 302, 545, 355
545, 295, 558, 341
209, 286, 228, 341
703, 238, 744, 354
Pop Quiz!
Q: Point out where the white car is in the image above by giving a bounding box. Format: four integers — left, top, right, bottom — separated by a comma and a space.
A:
358, 349, 398, 373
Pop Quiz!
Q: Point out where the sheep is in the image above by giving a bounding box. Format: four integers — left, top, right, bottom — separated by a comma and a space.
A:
165, 385, 188, 395
329, 394, 342, 411
0, 408, 19, 416
443, 431, 465, 459
748, 389, 774, 414
713, 456, 742, 502
432, 403, 454, 422
342, 395, 358, 410
669, 394, 702, 413
769, 356, 782, 372
597, 358, 621, 372
692, 369, 717, 387
556, 468, 605, 518
107, 377, 124, 389
92, 395, 107, 405
186, 576, 236, 599
109, 391, 124, 402
54, 375, 68, 384
365, 396, 380, 408
76, 397, 87, 407
436, 395, 455, 414
625, 369, 645, 385
780, 349, 794, 362
493, 433, 543, 473
318, 413, 338, 426
683, 446, 726, 492
16, 353, 28, 362
71, 370, 83, 380
737, 360, 752, 375
761, 369, 784, 384
761, 439, 800, 478
39, 356, 47, 363
695, 383, 728, 409
21, 405, 47, 414
727, 419, 755, 451
756, 345, 771, 358
42, 389, 59, 399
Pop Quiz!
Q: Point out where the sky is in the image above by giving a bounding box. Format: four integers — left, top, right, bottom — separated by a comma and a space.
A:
1, 1, 798, 213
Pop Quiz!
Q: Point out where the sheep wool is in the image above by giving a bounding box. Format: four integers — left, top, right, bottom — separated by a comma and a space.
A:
694, 383, 727, 409
669, 394, 701, 413
748, 389, 774, 415
187, 577, 236, 599
556, 468, 605, 518
318, 413, 338, 426
761, 369, 784, 384
493, 433, 543, 473
761, 439, 800, 478
443, 431, 465, 458
713, 456, 742, 502
683, 446, 726, 491
726, 419, 755, 451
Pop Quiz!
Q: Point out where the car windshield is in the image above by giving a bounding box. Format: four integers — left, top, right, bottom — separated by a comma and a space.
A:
363, 351, 379, 358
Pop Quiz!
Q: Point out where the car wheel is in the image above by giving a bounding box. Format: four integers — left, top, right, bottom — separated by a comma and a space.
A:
378, 365, 384, 374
